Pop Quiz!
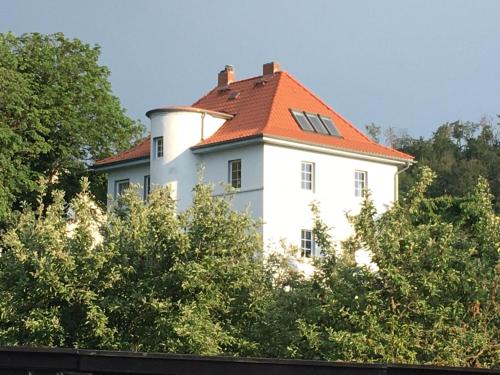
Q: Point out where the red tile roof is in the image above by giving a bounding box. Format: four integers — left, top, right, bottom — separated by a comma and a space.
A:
95, 69, 412, 167
192, 71, 413, 160
94, 137, 150, 166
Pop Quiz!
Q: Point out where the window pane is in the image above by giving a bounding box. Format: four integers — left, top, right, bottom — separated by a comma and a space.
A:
305, 113, 329, 135
355, 170, 367, 197
320, 115, 341, 136
115, 179, 130, 198
229, 159, 241, 188
291, 110, 314, 132
119, 183, 128, 195
301, 229, 314, 258
301, 162, 314, 191
154, 137, 164, 158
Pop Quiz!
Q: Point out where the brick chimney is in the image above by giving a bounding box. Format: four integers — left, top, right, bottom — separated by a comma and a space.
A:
263, 61, 281, 76
218, 65, 235, 87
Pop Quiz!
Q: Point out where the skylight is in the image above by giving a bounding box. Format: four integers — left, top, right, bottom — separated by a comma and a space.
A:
290, 109, 341, 137
305, 113, 329, 135
319, 115, 341, 137
291, 110, 314, 132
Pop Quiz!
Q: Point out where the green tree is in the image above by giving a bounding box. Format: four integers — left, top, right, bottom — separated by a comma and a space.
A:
0, 173, 498, 368
267, 168, 499, 367
396, 120, 499, 211
102, 183, 269, 354
0, 32, 143, 225
0, 181, 270, 354
0, 182, 118, 348
365, 123, 382, 143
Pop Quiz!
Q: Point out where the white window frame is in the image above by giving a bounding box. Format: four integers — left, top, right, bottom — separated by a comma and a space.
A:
301, 161, 315, 191
355, 170, 368, 197
301, 229, 315, 258
114, 179, 130, 199
143, 175, 150, 200
228, 159, 241, 188
154, 136, 164, 159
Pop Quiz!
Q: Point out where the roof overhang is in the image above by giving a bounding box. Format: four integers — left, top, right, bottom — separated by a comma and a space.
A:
92, 156, 150, 172
146, 106, 234, 119
192, 135, 415, 166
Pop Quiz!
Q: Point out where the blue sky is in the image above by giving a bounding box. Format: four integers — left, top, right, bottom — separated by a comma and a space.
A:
2, 0, 500, 137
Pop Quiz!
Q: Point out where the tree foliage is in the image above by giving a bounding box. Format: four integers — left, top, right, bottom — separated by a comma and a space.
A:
395, 119, 500, 212
0, 170, 497, 368
0, 32, 142, 225
260, 167, 498, 367
0, 182, 269, 354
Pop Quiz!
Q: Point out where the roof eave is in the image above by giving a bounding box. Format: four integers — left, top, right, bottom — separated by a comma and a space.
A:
191, 134, 263, 153
146, 106, 234, 119
264, 135, 414, 164
92, 156, 150, 171
192, 134, 414, 165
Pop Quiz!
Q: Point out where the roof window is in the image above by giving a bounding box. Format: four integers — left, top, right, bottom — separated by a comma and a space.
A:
290, 110, 314, 132
290, 109, 341, 137
319, 115, 341, 137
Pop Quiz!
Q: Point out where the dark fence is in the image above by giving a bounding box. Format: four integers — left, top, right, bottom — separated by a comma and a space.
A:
0, 347, 497, 375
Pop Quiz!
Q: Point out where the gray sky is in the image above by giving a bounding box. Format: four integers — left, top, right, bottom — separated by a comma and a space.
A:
2, 0, 499, 137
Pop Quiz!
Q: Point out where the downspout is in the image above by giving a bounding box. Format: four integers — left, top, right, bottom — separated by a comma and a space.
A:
394, 161, 412, 202
200, 112, 206, 141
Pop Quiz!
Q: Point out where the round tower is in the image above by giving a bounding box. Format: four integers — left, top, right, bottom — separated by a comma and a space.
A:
146, 106, 231, 210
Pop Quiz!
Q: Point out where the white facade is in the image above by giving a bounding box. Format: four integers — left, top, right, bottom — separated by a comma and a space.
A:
261, 141, 398, 252
148, 108, 228, 211
105, 162, 150, 206
200, 143, 264, 219
101, 108, 408, 264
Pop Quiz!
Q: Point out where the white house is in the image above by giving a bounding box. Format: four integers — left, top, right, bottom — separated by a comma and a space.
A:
94, 62, 413, 261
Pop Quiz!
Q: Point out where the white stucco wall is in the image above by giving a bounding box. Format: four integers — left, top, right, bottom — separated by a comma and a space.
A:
103, 114, 405, 269
106, 162, 150, 205
262, 143, 398, 254
200, 144, 264, 219
149, 110, 226, 211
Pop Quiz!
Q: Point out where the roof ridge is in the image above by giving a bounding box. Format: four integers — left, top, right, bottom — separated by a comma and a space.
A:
191, 74, 264, 107
282, 71, 375, 144
192, 86, 217, 107
227, 74, 265, 85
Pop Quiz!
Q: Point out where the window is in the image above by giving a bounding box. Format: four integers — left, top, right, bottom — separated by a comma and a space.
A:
305, 113, 329, 135
301, 162, 314, 191
143, 175, 150, 200
115, 179, 130, 198
154, 136, 164, 158
228, 159, 241, 188
319, 115, 341, 136
355, 170, 367, 197
290, 109, 342, 137
301, 229, 314, 258
290, 110, 314, 132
